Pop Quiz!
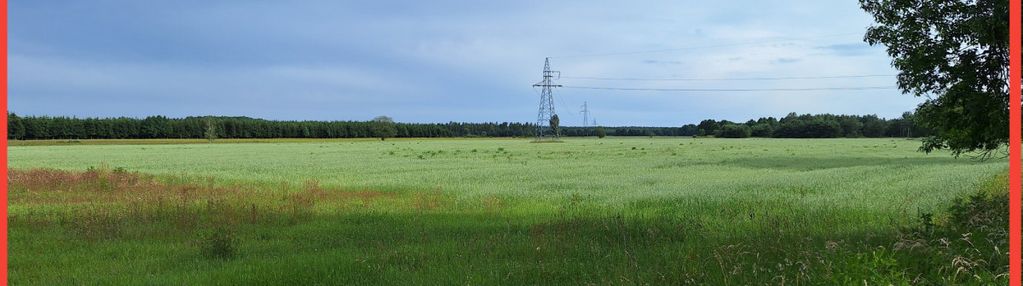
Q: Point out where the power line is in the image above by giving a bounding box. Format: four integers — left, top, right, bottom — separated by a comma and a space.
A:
561, 74, 897, 81
533, 83, 577, 120
552, 32, 862, 59
555, 91, 575, 120
564, 85, 900, 91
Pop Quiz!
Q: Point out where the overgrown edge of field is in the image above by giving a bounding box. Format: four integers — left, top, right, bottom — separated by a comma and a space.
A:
886, 171, 1010, 284
6, 167, 1012, 284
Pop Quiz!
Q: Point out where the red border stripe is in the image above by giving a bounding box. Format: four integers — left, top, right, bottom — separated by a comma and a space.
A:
1, 0, 9, 284
1010, 0, 1021, 284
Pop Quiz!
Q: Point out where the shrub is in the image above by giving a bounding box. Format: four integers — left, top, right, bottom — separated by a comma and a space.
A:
200, 226, 237, 259
889, 173, 1008, 284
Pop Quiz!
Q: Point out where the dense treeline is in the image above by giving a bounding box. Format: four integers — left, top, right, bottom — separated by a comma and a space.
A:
568, 112, 929, 138
689, 112, 932, 138
6, 114, 535, 140
8, 112, 930, 140
561, 126, 693, 137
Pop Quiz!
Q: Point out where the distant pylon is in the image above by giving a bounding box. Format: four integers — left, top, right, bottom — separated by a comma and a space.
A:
580, 101, 589, 127
533, 57, 562, 141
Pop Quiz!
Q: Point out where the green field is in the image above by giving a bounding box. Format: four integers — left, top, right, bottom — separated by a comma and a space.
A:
8, 138, 1010, 284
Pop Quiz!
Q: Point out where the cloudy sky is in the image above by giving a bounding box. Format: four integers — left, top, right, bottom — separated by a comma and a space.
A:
10, 1, 923, 126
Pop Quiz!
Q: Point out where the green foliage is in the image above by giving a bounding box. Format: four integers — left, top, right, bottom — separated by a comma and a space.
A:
838, 117, 863, 137
8, 113, 25, 140
861, 0, 1013, 156
371, 116, 398, 140
7, 111, 930, 140
594, 126, 606, 138
860, 115, 886, 137
716, 124, 751, 138
778, 120, 840, 138
749, 123, 774, 137
199, 226, 237, 259
692, 113, 926, 139
5, 114, 544, 139
883, 173, 1009, 284
140, 116, 172, 138
549, 114, 560, 136
679, 124, 698, 136
697, 119, 719, 136
204, 118, 218, 143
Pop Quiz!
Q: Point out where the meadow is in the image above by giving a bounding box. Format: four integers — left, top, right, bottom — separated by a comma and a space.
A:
7, 137, 1010, 284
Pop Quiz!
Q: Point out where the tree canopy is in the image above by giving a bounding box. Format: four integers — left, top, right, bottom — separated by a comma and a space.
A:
717, 124, 752, 138
8, 112, 927, 140
548, 114, 561, 137
861, 0, 1012, 156
371, 116, 398, 140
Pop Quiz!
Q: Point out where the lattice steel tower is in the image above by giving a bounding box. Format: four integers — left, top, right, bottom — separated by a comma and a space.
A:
533, 57, 561, 141
580, 101, 589, 127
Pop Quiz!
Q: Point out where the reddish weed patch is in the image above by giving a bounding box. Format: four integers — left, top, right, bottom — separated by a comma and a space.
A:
9, 168, 404, 242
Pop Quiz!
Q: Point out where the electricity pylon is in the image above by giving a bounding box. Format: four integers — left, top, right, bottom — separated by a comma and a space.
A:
580, 101, 589, 127
533, 57, 561, 141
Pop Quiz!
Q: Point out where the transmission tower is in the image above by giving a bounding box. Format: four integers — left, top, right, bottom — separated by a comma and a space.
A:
533, 57, 561, 141
580, 101, 589, 127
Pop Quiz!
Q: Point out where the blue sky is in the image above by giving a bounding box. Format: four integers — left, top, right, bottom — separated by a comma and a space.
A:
9, 1, 924, 126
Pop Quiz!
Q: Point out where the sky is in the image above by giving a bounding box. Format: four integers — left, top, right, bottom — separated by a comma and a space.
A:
9, 1, 925, 126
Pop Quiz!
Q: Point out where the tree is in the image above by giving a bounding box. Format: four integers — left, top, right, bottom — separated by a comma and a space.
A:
595, 126, 606, 138
6, 112, 926, 140
717, 124, 751, 138
774, 116, 804, 138
549, 114, 560, 136
679, 124, 699, 136
803, 119, 843, 138
697, 119, 719, 136
860, 115, 887, 138
750, 123, 774, 137
204, 118, 218, 143
140, 116, 171, 138
861, 0, 1011, 156
8, 113, 25, 140
902, 111, 932, 138
371, 116, 397, 140
838, 117, 863, 138
774, 116, 843, 138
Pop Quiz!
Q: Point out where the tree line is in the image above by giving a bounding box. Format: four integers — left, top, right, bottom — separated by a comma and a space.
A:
6, 114, 540, 140
7, 112, 928, 140
692, 112, 932, 139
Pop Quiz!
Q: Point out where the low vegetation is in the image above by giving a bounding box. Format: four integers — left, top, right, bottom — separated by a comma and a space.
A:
8, 138, 1008, 284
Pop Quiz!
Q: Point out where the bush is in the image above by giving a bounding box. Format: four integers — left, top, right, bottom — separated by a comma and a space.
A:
888, 173, 1008, 284
200, 227, 237, 259
717, 124, 751, 138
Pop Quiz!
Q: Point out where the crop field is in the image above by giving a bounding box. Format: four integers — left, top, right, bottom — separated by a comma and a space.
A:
7, 138, 1009, 284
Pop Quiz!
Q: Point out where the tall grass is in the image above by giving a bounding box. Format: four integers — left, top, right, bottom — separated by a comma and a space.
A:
7, 138, 1009, 284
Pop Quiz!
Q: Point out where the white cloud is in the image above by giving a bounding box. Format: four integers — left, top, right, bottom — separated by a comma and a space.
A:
10, 0, 925, 125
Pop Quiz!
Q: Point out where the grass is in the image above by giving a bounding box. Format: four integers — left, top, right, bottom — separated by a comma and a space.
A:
7, 137, 516, 146
7, 137, 1009, 284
